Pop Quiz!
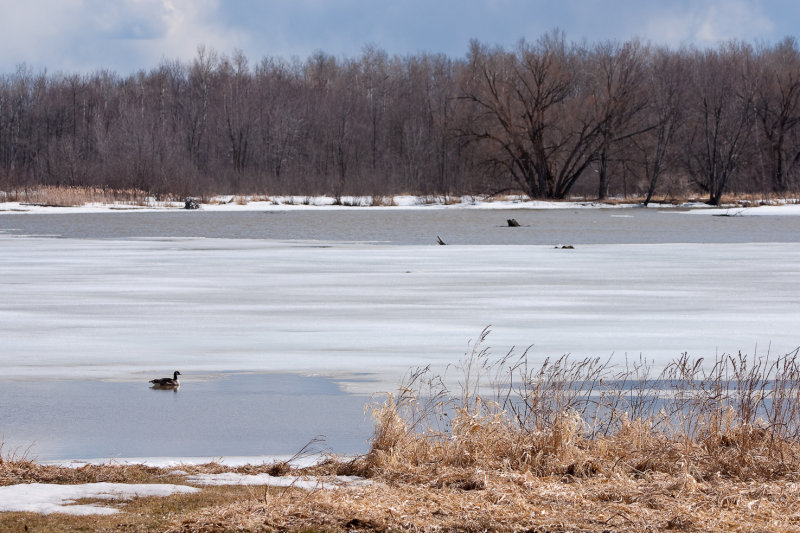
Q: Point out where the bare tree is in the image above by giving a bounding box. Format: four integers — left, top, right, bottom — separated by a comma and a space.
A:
459, 33, 609, 199
637, 48, 687, 205
684, 44, 757, 205
589, 40, 649, 199
2, 36, 800, 200
754, 38, 800, 193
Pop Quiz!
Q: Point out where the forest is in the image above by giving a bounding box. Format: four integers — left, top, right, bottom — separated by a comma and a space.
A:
1, 31, 800, 204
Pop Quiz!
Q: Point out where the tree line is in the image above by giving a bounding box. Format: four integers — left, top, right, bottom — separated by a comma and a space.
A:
1, 32, 800, 204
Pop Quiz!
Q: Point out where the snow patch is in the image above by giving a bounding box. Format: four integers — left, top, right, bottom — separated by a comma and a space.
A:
0, 482, 198, 515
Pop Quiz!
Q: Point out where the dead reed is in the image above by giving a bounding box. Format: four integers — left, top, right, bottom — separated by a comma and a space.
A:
361, 328, 800, 483
167, 329, 800, 532
5, 186, 153, 207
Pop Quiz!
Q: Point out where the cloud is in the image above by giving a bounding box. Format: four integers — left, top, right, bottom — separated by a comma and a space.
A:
0, 0, 790, 74
641, 0, 775, 47
0, 0, 249, 73
694, 1, 774, 43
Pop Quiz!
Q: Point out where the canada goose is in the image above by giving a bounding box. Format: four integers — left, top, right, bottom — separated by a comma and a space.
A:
150, 371, 181, 388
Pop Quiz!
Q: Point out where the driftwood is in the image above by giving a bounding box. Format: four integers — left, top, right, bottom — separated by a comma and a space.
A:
436, 236, 447, 245
507, 218, 520, 227
184, 198, 200, 209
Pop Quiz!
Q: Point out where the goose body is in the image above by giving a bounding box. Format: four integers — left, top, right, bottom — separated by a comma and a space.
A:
150, 370, 181, 388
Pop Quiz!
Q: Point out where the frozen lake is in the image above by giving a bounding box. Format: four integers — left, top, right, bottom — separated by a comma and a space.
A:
1, 207, 799, 460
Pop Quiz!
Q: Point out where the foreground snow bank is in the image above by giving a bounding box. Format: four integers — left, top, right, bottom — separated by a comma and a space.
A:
0, 482, 198, 515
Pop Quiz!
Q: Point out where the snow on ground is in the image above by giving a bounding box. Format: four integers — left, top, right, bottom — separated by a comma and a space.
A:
0, 474, 367, 516
185, 473, 372, 489
0, 482, 198, 515
0, 195, 661, 214
2, 194, 799, 216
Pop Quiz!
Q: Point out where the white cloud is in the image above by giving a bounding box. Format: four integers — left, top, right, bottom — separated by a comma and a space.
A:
146, 0, 252, 63
642, 0, 775, 47
0, 0, 249, 73
0, 0, 788, 73
694, 1, 774, 43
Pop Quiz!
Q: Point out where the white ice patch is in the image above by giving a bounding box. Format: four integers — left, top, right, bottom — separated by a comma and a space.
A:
0, 482, 198, 515
689, 204, 800, 216
48, 455, 327, 469
185, 473, 372, 489
1, 238, 799, 393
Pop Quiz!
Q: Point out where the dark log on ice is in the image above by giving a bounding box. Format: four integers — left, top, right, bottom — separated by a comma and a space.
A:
184, 198, 200, 209
507, 218, 520, 227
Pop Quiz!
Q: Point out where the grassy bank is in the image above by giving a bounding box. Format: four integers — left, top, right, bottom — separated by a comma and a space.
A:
3, 332, 800, 531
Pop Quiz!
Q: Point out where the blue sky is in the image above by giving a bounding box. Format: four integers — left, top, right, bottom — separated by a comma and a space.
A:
1, 0, 798, 74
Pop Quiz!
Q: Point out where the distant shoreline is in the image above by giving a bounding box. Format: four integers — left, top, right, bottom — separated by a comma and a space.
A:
2, 191, 799, 216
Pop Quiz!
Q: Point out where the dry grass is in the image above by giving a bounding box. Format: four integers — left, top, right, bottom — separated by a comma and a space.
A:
370, 195, 397, 207
167, 331, 800, 531
4, 186, 154, 207
4, 330, 800, 531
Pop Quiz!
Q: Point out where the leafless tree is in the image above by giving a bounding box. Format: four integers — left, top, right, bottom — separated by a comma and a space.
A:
683, 44, 757, 205
459, 33, 610, 199
1, 36, 799, 201
754, 38, 800, 193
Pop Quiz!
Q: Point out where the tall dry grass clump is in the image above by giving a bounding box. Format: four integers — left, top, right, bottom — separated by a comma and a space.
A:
363, 328, 800, 484
7, 186, 152, 207
170, 330, 800, 532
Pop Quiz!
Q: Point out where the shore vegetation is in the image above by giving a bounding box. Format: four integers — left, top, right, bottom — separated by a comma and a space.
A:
3, 331, 800, 531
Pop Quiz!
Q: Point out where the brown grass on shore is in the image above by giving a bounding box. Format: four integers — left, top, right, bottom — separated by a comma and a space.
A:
2, 186, 155, 207
170, 330, 800, 532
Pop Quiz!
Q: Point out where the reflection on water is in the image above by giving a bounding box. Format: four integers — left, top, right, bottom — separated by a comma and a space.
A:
0, 374, 372, 461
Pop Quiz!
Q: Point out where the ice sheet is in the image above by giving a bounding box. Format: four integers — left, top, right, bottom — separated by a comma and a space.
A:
1, 237, 798, 392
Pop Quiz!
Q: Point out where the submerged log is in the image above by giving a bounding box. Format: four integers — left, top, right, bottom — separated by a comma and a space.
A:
507, 218, 520, 227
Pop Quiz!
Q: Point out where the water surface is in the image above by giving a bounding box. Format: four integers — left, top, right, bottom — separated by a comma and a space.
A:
2, 208, 798, 243
0, 374, 372, 460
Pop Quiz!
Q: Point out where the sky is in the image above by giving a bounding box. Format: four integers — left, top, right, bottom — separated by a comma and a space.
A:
0, 0, 798, 74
